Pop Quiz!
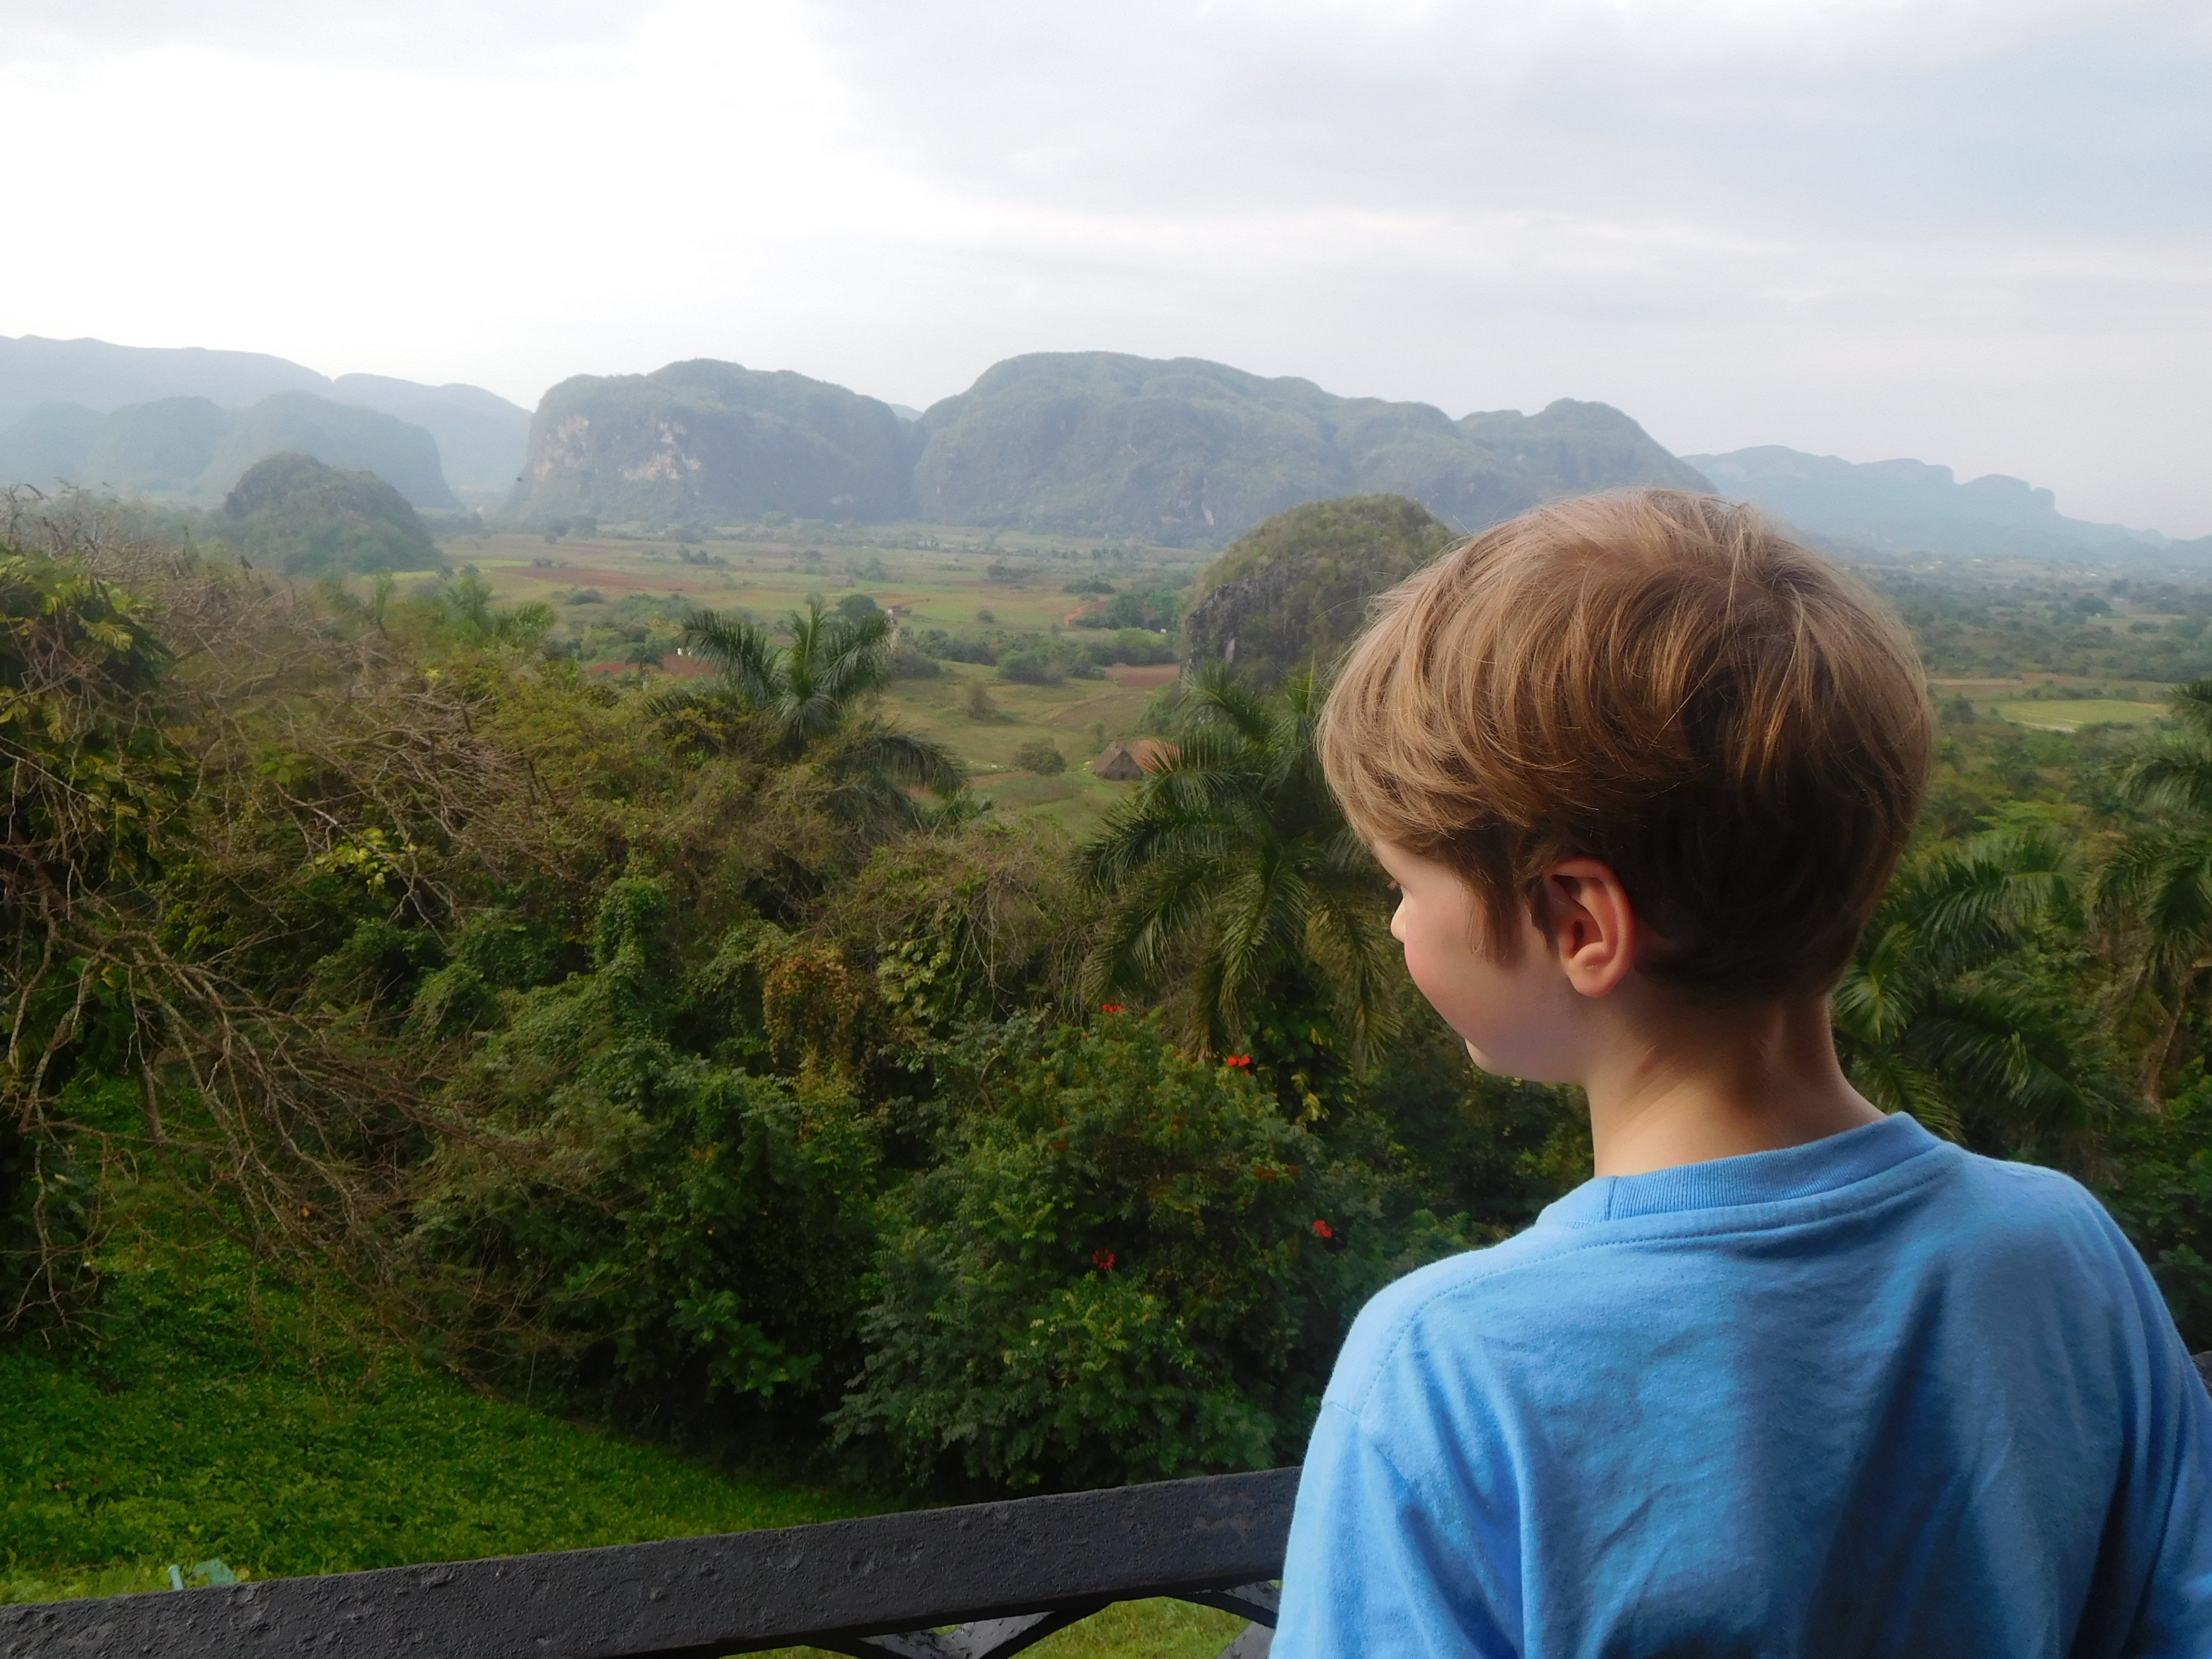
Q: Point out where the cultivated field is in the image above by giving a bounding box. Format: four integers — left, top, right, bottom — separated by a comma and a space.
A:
441, 523, 1210, 841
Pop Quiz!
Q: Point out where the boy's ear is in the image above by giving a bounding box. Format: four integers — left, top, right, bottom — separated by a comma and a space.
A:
1542, 858, 1639, 999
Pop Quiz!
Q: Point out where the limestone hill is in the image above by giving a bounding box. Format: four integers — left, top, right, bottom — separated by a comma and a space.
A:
221, 451, 442, 575
0, 391, 457, 508
1685, 445, 2166, 562
913, 353, 1707, 543
1182, 495, 1459, 686
512, 349, 1707, 545
0, 334, 529, 493
510, 360, 915, 527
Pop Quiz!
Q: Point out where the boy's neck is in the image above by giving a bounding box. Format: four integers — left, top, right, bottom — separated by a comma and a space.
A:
1579, 992, 1884, 1178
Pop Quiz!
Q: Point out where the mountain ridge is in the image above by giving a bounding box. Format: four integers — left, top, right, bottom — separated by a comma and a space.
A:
511, 350, 1708, 545
0, 389, 458, 509
0, 335, 529, 493
1685, 444, 2167, 562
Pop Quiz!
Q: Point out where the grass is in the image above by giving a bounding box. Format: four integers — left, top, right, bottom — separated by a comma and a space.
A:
438, 527, 1201, 843
0, 1224, 882, 1607
0, 1213, 1249, 1659
1987, 699, 2169, 732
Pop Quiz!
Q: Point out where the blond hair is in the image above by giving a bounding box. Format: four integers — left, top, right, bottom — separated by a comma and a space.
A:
1319, 490, 1933, 1002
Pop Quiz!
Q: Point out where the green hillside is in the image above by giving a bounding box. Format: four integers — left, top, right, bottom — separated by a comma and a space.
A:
0, 402, 104, 492
1687, 445, 2162, 562
81, 396, 235, 493
204, 391, 457, 508
505, 350, 1710, 546
912, 352, 1708, 543
221, 451, 443, 574
0, 392, 457, 509
513, 359, 914, 525
1182, 494, 1459, 686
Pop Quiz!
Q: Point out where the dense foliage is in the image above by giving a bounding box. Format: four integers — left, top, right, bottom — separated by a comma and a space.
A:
222, 451, 442, 575
11, 492, 2212, 1509
1181, 495, 1456, 688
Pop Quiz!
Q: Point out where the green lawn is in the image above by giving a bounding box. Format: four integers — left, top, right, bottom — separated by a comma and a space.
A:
0, 1219, 1245, 1659
1988, 699, 2169, 732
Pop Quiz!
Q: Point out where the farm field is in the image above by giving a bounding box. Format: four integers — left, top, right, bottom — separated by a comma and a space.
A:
1986, 698, 2169, 732
1928, 675, 2178, 733
445, 526, 1204, 841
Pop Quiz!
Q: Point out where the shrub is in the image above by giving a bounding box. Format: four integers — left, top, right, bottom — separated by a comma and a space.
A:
1013, 739, 1066, 775
830, 1012, 1472, 1489
412, 881, 885, 1417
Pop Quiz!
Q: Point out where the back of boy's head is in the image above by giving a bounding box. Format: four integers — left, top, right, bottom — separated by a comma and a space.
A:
1320, 489, 1934, 1003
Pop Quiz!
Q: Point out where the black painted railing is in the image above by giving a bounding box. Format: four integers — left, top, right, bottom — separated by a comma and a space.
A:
0, 1466, 1298, 1659
12, 1358, 2209, 1658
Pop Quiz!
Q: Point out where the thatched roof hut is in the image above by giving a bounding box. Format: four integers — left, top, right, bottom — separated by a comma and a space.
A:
1092, 739, 1177, 781
1092, 741, 1145, 781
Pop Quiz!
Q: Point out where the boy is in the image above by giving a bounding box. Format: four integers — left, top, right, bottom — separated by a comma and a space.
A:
1273, 492, 2212, 1657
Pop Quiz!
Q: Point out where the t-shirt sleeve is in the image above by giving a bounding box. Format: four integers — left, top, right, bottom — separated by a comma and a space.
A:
2116, 1281, 2212, 1655
1272, 1398, 1519, 1659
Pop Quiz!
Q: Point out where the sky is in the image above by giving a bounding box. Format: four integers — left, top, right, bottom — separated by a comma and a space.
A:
1, 0, 2208, 533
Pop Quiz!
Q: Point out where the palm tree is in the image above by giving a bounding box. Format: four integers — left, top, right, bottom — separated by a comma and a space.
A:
1832, 825, 2119, 1156
2093, 677, 2212, 1094
1080, 663, 1400, 1062
653, 600, 965, 829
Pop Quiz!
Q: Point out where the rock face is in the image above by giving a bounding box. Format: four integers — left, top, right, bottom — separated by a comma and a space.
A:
912, 353, 1710, 544
222, 451, 442, 575
1686, 445, 2163, 561
511, 360, 915, 525
1182, 495, 1460, 687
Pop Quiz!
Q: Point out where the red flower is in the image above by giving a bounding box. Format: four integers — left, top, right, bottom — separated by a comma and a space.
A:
1311, 1219, 1334, 1239
1224, 1054, 1252, 1069
1100, 1003, 1125, 1014
1093, 1249, 1117, 1271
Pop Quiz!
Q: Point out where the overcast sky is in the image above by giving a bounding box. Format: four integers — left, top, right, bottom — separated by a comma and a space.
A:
2, 0, 2207, 532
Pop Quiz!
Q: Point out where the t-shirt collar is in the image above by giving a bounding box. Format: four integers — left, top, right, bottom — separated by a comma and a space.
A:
1537, 1111, 1943, 1228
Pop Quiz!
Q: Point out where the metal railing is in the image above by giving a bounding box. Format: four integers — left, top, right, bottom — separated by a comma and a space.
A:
13, 1356, 2208, 1657
0, 1466, 1298, 1659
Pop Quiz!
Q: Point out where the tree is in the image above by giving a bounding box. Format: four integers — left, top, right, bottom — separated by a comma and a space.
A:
654, 600, 964, 829
2096, 678, 2212, 1094
1831, 826, 2120, 1158
1181, 495, 1456, 688
1080, 663, 1398, 1063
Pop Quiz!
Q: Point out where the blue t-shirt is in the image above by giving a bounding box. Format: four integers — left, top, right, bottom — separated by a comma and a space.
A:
1273, 1113, 2212, 1658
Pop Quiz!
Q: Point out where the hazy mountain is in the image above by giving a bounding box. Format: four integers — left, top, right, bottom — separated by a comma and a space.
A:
0, 334, 529, 493
81, 397, 236, 493
0, 402, 104, 492
0, 390, 457, 508
202, 392, 457, 508
223, 452, 442, 576
913, 353, 1708, 543
511, 359, 915, 524
329, 374, 531, 493
1686, 445, 2163, 561
0, 335, 324, 429
1183, 494, 1460, 686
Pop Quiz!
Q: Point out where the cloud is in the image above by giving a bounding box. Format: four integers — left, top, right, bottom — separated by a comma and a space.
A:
0, 0, 2207, 532
0, 0, 657, 72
